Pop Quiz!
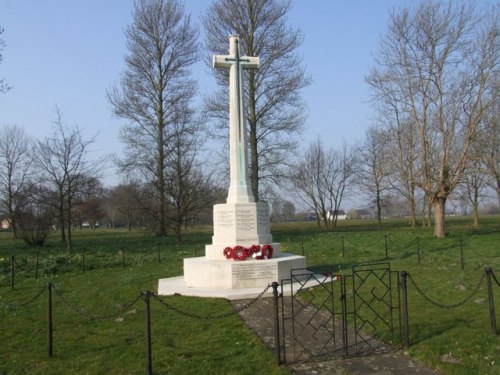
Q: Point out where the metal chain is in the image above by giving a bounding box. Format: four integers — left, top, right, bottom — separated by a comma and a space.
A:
37, 252, 54, 261
386, 235, 417, 251
151, 284, 272, 320
51, 284, 142, 320
400, 237, 417, 250
491, 270, 500, 288
0, 286, 46, 309
408, 272, 486, 309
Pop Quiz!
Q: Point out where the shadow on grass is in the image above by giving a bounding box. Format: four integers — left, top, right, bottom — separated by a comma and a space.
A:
409, 318, 471, 345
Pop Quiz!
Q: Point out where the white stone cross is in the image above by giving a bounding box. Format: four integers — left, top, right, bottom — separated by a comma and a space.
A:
213, 34, 259, 204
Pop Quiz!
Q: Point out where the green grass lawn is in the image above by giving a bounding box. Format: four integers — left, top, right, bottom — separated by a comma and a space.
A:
0, 216, 499, 374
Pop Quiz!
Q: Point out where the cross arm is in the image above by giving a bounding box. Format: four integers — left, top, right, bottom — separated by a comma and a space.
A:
242, 56, 259, 69
213, 54, 232, 69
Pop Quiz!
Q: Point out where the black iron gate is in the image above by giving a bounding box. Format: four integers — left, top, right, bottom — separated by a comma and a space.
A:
279, 262, 401, 364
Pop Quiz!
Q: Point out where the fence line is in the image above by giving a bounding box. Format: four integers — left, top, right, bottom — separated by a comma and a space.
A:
407, 271, 486, 309
0, 266, 498, 373
0, 281, 273, 375
400, 267, 499, 346
151, 284, 271, 320
1, 245, 184, 288
0, 285, 46, 309
1, 233, 495, 289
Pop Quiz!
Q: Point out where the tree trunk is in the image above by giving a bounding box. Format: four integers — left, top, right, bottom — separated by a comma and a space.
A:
408, 196, 417, 228
175, 223, 182, 244
433, 196, 446, 238
59, 208, 66, 243
376, 190, 382, 229
66, 215, 73, 254
472, 189, 479, 227
8, 207, 17, 240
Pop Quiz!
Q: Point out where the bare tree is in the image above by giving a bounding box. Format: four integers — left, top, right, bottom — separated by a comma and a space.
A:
12, 182, 54, 246
37, 108, 101, 253
164, 107, 219, 243
290, 139, 356, 230
203, 0, 311, 201
356, 126, 391, 229
0, 125, 34, 239
459, 159, 488, 227
0, 27, 11, 94
73, 177, 106, 229
366, 1, 498, 237
107, 181, 144, 230
386, 120, 420, 227
108, 0, 199, 236
366, 63, 420, 227
481, 106, 500, 207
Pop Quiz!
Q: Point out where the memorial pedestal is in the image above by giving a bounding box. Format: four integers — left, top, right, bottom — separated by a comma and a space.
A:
157, 199, 307, 297
158, 253, 306, 299
183, 253, 306, 289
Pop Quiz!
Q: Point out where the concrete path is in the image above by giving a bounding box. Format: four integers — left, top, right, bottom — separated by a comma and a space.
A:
231, 297, 440, 375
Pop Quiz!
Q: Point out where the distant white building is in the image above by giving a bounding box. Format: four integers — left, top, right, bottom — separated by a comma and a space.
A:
326, 210, 347, 221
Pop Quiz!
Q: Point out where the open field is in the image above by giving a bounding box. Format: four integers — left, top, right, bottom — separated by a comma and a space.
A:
1, 216, 499, 374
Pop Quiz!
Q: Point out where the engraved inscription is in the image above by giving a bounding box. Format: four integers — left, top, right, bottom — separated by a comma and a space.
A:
236, 209, 256, 231
231, 262, 277, 282
257, 205, 268, 225
215, 210, 234, 228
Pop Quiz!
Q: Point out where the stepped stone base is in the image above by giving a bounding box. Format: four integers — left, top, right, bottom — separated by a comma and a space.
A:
182, 253, 306, 289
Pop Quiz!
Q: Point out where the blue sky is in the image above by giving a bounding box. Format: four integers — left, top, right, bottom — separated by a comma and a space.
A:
1, 0, 491, 189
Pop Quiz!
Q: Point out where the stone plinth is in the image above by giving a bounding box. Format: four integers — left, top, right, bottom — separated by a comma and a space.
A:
183, 253, 306, 289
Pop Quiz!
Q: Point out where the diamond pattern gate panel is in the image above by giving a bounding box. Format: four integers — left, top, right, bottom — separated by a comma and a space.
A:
280, 263, 402, 365
280, 269, 344, 364
349, 263, 401, 356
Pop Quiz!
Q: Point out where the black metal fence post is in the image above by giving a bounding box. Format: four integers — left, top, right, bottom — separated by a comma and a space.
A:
341, 276, 348, 356
271, 282, 281, 365
142, 291, 153, 375
301, 235, 304, 256
47, 282, 53, 358
158, 242, 161, 263
401, 271, 410, 348
11, 255, 15, 290
485, 267, 497, 335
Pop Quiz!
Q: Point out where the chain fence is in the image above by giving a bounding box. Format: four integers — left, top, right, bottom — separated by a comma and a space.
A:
151, 284, 271, 320
0, 245, 188, 288
0, 264, 498, 373
407, 271, 486, 309
491, 269, 500, 288
0, 285, 46, 310
0, 280, 274, 374
51, 284, 143, 321
2, 231, 497, 289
